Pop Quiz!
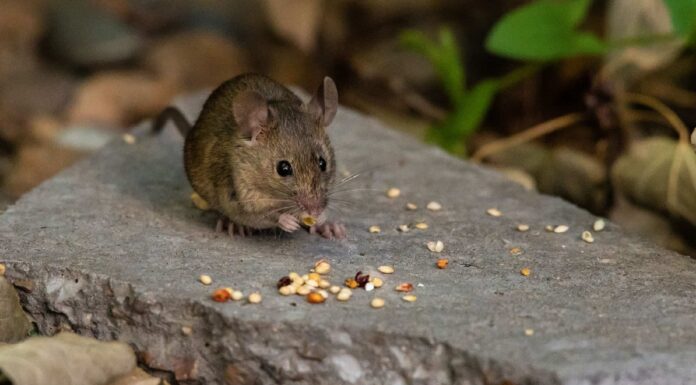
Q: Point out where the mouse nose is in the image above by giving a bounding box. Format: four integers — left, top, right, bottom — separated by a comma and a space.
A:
299, 197, 324, 217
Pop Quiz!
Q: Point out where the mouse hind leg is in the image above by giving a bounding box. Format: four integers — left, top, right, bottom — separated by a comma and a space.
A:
215, 216, 254, 237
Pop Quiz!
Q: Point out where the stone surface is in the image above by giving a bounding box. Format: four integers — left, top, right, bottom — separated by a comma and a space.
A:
1, 91, 696, 384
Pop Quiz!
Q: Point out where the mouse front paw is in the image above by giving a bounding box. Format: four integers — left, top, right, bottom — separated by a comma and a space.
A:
309, 222, 346, 240
278, 213, 300, 233
215, 217, 253, 237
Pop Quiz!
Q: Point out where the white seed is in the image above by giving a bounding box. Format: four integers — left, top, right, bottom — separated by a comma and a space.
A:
517, 224, 530, 232
386, 188, 401, 198
524, 328, 535, 336
181, 326, 193, 335
314, 261, 331, 274
369, 225, 381, 233
372, 277, 384, 288
402, 295, 417, 302
414, 222, 429, 230
378, 265, 394, 274
487, 208, 502, 217
336, 288, 352, 301
364, 282, 375, 292
554, 225, 569, 233
593, 219, 606, 232
417, 283, 425, 287
305, 279, 319, 288
248, 292, 262, 304
122, 133, 136, 144
198, 274, 212, 285
545, 225, 555, 232
427, 240, 444, 253
0, 263, 5, 276
319, 279, 331, 289
370, 298, 385, 308
279, 285, 296, 296
581, 231, 594, 243
397, 224, 410, 232
317, 289, 329, 299
231, 290, 244, 301
406, 202, 418, 210
426, 201, 442, 211
329, 285, 341, 294
301, 274, 309, 281
296, 285, 312, 296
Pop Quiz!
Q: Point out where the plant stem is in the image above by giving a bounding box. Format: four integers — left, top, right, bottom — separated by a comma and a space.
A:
606, 33, 681, 50
623, 93, 690, 142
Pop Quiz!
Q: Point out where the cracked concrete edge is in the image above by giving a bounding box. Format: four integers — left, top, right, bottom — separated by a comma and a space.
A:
3, 261, 561, 385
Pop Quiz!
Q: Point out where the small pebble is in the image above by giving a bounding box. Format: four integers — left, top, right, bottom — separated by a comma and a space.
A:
378, 265, 394, 274
248, 292, 262, 304
436, 258, 449, 269
593, 219, 606, 232
231, 290, 244, 301
426, 201, 442, 211
487, 208, 502, 217
122, 133, 136, 144
517, 224, 530, 232
397, 224, 410, 232
386, 188, 401, 198
414, 222, 429, 230
336, 288, 352, 301
314, 260, 331, 274
372, 277, 384, 288
329, 285, 341, 294
279, 285, 296, 296
198, 274, 212, 285
427, 240, 444, 253
405, 203, 418, 210
402, 295, 417, 302
520, 267, 531, 277
297, 285, 312, 295
369, 225, 381, 234
364, 282, 375, 292
524, 328, 535, 336
181, 326, 193, 336
370, 297, 385, 309
581, 231, 594, 243
307, 291, 325, 304
0, 263, 5, 276
554, 225, 569, 233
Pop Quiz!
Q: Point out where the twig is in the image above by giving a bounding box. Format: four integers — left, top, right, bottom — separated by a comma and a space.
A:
623, 92, 690, 142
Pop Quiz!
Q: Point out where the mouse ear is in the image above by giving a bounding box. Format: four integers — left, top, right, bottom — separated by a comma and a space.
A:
307, 76, 338, 127
233, 91, 268, 142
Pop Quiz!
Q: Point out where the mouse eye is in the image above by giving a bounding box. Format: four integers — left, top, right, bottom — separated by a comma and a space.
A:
318, 156, 327, 172
276, 160, 293, 177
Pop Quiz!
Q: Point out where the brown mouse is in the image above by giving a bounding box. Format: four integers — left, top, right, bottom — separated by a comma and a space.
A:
153, 73, 346, 239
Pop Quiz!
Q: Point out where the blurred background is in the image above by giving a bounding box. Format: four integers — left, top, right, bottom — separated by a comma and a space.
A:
0, 0, 694, 255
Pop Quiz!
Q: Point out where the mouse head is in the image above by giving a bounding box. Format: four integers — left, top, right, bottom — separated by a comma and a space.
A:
232, 77, 338, 222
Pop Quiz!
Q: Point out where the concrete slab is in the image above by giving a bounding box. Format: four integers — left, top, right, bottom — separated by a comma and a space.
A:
1, 91, 695, 385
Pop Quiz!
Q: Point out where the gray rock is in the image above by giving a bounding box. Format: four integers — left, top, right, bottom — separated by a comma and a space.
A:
1, 91, 696, 384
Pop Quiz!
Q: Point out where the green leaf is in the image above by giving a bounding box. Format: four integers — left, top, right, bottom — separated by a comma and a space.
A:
486, 0, 607, 60
664, 0, 696, 39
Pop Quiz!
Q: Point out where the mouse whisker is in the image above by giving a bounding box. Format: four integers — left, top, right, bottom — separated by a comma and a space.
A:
327, 187, 382, 196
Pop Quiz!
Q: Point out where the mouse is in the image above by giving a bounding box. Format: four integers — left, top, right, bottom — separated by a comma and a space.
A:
152, 73, 346, 239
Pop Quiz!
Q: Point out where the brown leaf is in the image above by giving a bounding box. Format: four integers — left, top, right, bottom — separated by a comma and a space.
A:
0, 332, 136, 385
0, 277, 31, 343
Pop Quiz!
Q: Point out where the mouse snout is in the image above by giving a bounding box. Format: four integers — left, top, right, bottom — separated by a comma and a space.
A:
298, 196, 325, 218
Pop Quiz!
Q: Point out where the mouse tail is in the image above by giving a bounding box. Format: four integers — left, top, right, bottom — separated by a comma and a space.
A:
152, 106, 192, 137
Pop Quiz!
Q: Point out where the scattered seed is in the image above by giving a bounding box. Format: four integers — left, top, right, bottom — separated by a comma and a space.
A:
231, 290, 244, 301
520, 267, 531, 277
308, 272, 321, 282
406, 202, 418, 210
509, 247, 523, 256
302, 216, 316, 226
344, 278, 359, 289
436, 258, 449, 269
417, 283, 425, 287
248, 292, 262, 304
288, 272, 301, 281
517, 224, 530, 232
487, 208, 502, 217
301, 274, 309, 281
414, 222, 429, 230
296, 285, 312, 295
371, 277, 384, 288
181, 326, 193, 335
307, 291, 325, 304
314, 260, 331, 274
370, 298, 385, 308
378, 265, 395, 274
319, 279, 331, 289
190, 192, 210, 210
122, 133, 136, 144
402, 295, 417, 302
554, 225, 569, 233
279, 285, 296, 296
397, 224, 410, 232
386, 188, 401, 198
355, 271, 370, 287
211, 288, 231, 302
545, 225, 555, 232
427, 201, 442, 211
336, 288, 352, 301
524, 328, 535, 336
593, 219, 606, 232
395, 282, 414, 292
223, 287, 234, 296
369, 225, 381, 233
0, 264, 5, 276
277, 276, 292, 289
364, 282, 375, 291
198, 274, 212, 285
317, 289, 329, 299
427, 240, 444, 253
329, 285, 341, 294
305, 279, 319, 288
581, 231, 594, 243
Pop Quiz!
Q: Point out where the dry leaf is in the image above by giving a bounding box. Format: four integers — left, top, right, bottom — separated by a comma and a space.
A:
0, 277, 31, 343
612, 137, 696, 226
0, 332, 136, 385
